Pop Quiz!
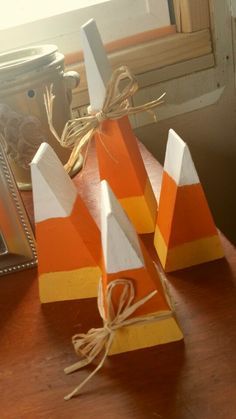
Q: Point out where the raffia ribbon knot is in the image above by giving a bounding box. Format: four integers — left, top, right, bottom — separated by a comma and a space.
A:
64, 278, 172, 401
44, 65, 165, 173
94, 109, 107, 124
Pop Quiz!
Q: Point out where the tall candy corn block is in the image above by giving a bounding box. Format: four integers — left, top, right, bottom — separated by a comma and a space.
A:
31, 143, 101, 303
81, 19, 157, 234
101, 180, 183, 355
154, 129, 224, 272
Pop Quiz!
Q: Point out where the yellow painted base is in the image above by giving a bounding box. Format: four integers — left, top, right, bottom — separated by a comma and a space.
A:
120, 179, 157, 234
108, 314, 183, 355
39, 266, 101, 303
154, 226, 224, 272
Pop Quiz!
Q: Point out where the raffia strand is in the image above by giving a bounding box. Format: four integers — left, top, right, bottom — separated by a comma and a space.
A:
64, 278, 173, 400
44, 65, 165, 173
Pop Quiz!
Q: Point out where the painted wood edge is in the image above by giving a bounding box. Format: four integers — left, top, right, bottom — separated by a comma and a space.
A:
81, 18, 112, 111
101, 180, 144, 274
31, 143, 77, 222
164, 129, 199, 186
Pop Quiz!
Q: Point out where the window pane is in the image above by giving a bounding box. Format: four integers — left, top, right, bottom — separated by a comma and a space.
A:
1, 0, 171, 54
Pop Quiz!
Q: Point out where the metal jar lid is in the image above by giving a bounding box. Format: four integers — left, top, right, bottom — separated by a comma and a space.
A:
0, 45, 60, 82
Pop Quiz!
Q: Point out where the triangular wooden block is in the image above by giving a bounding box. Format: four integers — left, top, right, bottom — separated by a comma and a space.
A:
81, 19, 157, 234
101, 180, 183, 355
31, 143, 101, 303
154, 129, 224, 272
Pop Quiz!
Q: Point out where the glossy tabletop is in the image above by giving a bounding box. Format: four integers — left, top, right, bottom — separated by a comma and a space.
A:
1, 143, 236, 419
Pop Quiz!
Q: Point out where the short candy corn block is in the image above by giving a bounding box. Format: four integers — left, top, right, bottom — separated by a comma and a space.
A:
31, 143, 101, 303
154, 129, 224, 272
100, 180, 183, 355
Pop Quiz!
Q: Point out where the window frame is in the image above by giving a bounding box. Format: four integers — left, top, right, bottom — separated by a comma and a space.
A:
68, 0, 213, 110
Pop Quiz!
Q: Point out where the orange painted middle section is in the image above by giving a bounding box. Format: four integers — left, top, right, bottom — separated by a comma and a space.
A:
102, 241, 170, 319
36, 195, 101, 274
157, 171, 217, 248
95, 117, 148, 198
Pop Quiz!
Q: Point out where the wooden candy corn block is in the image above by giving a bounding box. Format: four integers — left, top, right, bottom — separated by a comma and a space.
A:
31, 143, 101, 303
154, 129, 224, 272
81, 19, 157, 234
101, 180, 183, 355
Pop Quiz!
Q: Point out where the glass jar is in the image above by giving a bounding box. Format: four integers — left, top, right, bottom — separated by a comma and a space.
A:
0, 44, 81, 189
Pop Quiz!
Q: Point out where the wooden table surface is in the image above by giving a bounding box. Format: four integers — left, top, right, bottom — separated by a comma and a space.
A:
1, 143, 236, 419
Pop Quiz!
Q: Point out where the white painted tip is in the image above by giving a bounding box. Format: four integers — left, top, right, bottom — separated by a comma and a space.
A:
30, 143, 77, 223
164, 129, 199, 186
81, 18, 112, 112
100, 180, 144, 274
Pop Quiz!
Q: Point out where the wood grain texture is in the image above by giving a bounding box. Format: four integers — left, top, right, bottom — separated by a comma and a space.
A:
1, 142, 236, 419
71, 29, 212, 95
65, 25, 177, 66
174, 0, 210, 33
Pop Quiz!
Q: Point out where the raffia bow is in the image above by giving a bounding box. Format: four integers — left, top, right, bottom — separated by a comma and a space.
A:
44, 65, 165, 173
64, 278, 173, 400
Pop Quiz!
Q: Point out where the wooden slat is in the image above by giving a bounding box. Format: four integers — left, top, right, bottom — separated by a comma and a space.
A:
135, 53, 214, 88
173, 0, 210, 33
71, 53, 215, 110
65, 25, 177, 66
69, 29, 212, 95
